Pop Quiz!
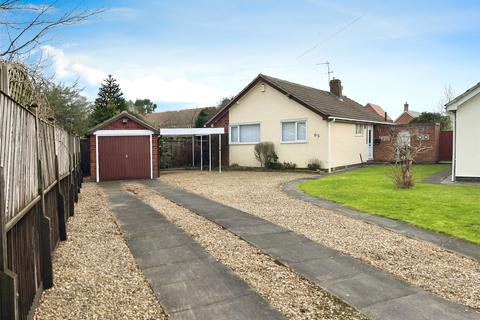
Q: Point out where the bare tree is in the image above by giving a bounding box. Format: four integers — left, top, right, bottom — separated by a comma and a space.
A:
379, 126, 431, 188
437, 85, 455, 114
0, 1, 104, 62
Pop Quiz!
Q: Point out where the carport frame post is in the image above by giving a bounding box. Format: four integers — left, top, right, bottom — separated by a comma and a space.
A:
200, 135, 203, 171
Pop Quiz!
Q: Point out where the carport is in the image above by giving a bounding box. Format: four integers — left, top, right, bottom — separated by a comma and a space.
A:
159, 127, 225, 172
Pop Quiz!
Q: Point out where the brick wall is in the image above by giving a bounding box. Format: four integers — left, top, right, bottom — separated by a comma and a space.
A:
373, 123, 440, 163
89, 134, 97, 180
210, 111, 229, 166
152, 134, 159, 177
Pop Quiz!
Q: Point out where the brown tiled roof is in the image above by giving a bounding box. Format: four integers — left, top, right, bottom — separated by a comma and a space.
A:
145, 108, 201, 128
365, 103, 392, 121
208, 74, 386, 125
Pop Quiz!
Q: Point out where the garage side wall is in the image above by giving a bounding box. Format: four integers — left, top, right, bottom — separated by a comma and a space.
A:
152, 134, 159, 178
90, 134, 97, 180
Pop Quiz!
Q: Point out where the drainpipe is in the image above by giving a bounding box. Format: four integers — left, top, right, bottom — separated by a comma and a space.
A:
327, 119, 335, 173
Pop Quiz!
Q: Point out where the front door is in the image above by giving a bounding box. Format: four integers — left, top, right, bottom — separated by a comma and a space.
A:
366, 125, 373, 161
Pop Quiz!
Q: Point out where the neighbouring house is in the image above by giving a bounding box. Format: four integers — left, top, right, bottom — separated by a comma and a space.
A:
365, 103, 392, 122
145, 106, 218, 128
86, 111, 158, 182
395, 102, 421, 124
446, 82, 480, 181
206, 74, 390, 170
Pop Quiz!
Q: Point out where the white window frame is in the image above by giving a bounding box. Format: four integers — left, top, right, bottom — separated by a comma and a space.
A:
280, 119, 307, 144
355, 124, 363, 137
229, 122, 261, 145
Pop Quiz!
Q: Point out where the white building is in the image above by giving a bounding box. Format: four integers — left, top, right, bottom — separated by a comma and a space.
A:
446, 82, 480, 181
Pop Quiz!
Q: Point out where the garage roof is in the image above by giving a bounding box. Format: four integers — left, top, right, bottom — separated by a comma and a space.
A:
86, 111, 157, 134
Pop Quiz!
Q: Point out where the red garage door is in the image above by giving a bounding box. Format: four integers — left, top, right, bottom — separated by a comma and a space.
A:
98, 135, 151, 181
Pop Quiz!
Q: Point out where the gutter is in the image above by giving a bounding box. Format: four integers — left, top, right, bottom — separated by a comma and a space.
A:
327, 116, 393, 125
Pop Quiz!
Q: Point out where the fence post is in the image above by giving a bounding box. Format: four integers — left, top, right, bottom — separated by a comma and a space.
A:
55, 156, 67, 241
37, 159, 53, 289
0, 167, 19, 320
35, 107, 54, 290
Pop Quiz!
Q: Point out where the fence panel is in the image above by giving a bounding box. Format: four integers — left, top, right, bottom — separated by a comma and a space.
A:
0, 89, 81, 320
39, 121, 56, 188
0, 92, 38, 222
55, 127, 70, 176
439, 131, 453, 162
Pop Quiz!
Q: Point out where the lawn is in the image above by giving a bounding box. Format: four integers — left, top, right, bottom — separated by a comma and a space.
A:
300, 164, 480, 244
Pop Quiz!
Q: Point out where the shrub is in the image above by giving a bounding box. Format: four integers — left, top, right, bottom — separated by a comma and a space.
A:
254, 142, 277, 167
307, 158, 321, 171
265, 152, 281, 169
282, 161, 297, 170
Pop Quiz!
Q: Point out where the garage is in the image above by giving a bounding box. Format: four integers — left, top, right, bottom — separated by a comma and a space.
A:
87, 111, 158, 182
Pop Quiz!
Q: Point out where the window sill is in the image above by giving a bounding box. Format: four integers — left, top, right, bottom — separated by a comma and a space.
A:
230, 142, 260, 145
280, 141, 307, 144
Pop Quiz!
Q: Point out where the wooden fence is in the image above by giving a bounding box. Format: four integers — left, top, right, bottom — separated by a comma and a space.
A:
0, 90, 82, 320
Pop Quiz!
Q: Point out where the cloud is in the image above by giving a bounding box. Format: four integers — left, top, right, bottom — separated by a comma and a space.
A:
41, 45, 226, 106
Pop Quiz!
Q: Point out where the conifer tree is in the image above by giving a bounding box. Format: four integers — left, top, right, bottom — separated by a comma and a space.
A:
89, 75, 127, 126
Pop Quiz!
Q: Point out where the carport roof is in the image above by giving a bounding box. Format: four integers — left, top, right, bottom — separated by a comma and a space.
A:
159, 127, 225, 136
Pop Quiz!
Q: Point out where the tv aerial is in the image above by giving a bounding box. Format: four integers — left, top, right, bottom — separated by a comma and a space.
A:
317, 62, 333, 82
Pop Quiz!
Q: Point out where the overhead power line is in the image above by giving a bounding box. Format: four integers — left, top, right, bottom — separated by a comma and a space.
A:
297, 15, 363, 59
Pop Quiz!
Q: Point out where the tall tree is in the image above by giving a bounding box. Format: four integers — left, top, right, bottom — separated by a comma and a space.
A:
437, 85, 455, 114
45, 82, 91, 136
134, 98, 157, 114
89, 75, 127, 126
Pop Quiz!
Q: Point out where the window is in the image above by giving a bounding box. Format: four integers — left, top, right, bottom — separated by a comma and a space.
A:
281, 120, 307, 143
355, 124, 363, 136
230, 123, 260, 144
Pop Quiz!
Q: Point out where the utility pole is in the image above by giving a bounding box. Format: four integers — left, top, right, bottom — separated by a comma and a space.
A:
317, 61, 333, 82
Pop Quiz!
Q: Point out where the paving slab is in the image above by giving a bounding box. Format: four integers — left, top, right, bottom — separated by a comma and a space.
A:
144, 180, 480, 320
363, 292, 479, 320
101, 182, 285, 320
170, 293, 285, 320
283, 178, 480, 261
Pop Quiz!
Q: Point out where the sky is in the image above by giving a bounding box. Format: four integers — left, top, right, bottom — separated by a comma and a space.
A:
24, 0, 480, 118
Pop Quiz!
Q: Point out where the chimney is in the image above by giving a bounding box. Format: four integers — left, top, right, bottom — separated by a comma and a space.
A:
384, 112, 388, 121
404, 102, 409, 112
329, 78, 342, 97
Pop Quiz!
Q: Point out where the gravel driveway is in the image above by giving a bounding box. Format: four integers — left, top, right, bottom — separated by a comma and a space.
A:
34, 183, 166, 320
159, 171, 480, 311
125, 182, 368, 320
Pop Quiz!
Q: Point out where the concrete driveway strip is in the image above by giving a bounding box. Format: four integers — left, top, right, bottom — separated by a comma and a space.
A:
143, 180, 480, 320
101, 182, 286, 320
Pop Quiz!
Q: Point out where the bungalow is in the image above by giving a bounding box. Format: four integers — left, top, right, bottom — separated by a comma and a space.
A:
446, 82, 480, 181
206, 74, 390, 171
